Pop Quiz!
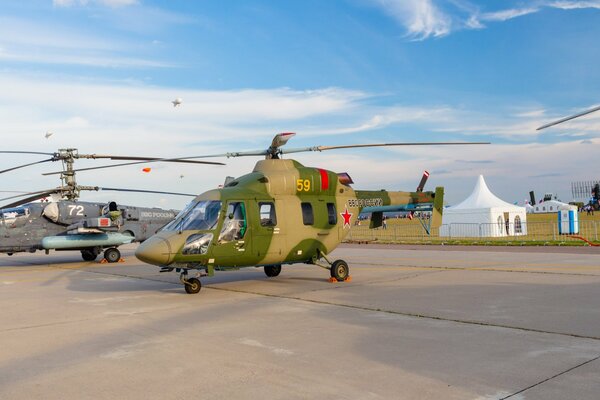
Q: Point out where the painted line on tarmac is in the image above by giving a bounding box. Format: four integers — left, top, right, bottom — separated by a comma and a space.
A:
345, 254, 600, 272
206, 286, 600, 342
349, 261, 600, 277
500, 355, 600, 399
20, 261, 600, 342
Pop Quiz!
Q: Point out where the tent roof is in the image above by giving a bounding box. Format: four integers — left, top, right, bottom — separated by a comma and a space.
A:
449, 175, 524, 211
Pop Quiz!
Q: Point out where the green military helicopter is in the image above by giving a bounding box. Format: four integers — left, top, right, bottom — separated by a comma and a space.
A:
123, 133, 487, 294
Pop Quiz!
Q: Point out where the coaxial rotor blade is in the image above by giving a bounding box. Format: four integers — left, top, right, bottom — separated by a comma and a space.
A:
0, 151, 55, 156
537, 105, 600, 131
98, 187, 196, 197
0, 189, 60, 209
81, 155, 225, 164
42, 157, 225, 176
0, 158, 55, 175
280, 141, 490, 154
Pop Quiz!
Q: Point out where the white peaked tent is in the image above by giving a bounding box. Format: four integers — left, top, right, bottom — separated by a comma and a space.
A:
439, 175, 527, 237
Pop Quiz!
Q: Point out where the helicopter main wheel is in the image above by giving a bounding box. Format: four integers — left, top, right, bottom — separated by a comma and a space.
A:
104, 248, 121, 263
184, 278, 202, 294
81, 249, 98, 261
330, 260, 349, 281
264, 265, 282, 277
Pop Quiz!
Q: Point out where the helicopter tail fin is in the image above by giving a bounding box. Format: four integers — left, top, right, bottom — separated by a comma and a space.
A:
430, 186, 444, 231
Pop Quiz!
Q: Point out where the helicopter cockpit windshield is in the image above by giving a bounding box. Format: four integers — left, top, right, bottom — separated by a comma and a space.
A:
162, 200, 222, 232
0, 206, 30, 227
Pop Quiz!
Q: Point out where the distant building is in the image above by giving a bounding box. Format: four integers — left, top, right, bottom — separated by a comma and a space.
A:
529, 200, 576, 214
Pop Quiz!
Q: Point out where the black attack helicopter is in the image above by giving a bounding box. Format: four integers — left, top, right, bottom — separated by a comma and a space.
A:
0, 149, 223, 262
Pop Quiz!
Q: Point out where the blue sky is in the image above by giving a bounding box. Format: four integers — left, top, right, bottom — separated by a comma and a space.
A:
1, 0, 600, 208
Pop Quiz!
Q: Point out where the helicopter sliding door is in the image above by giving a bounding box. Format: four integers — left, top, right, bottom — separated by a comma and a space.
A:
211, 201, 252, 266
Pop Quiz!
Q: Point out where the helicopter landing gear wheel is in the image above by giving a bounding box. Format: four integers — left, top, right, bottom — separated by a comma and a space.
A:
81, 249, 97, 261
104, 248, 121, 263
330, 260, 349, 282
264, 265, 282, 277
184, 277, 202, 294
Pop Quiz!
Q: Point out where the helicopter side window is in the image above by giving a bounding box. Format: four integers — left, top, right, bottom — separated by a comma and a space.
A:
218, 202, 247, 243
301, 202, 314, 225
327, 203, 337, 225
259, 202, 277, 227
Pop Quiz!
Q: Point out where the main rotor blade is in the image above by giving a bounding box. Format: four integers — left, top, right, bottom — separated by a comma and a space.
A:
281, 141, 491, 154
0, 151, 55, 156
537, 105, 600, 131
83, 155, 225, 164
0, 158, 55, 175
42, 157, 225, 176
98, 187, 196, 197
0, 189, 60, 209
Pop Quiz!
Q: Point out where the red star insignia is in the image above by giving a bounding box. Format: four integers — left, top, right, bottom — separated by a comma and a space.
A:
340, 207, 353, 228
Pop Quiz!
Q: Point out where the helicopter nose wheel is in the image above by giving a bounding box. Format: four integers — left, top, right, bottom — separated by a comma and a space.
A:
180, 270, 203, 294
184, 278, 202, 294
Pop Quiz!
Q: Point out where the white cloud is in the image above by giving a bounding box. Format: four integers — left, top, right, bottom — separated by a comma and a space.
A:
373, 0, 452, 40
1, 72, 598, 208
548, 1, 600, 10
371, 0, 600, 39
480, 7, 539, 22
0, 16, 170, 68
53, 0, 138, 8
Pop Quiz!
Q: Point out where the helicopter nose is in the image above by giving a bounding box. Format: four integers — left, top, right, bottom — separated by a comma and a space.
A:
135, 236, 174, 266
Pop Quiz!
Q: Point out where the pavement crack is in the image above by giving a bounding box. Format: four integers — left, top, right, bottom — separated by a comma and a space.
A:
499, 355, 600, 399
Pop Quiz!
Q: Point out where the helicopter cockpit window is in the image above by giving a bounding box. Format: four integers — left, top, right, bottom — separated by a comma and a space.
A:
259, 202, 277, 227
218, 202, 247, 243
163, 200, 222, 232
0, 207, 30, 222
161, 201, 196, 231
